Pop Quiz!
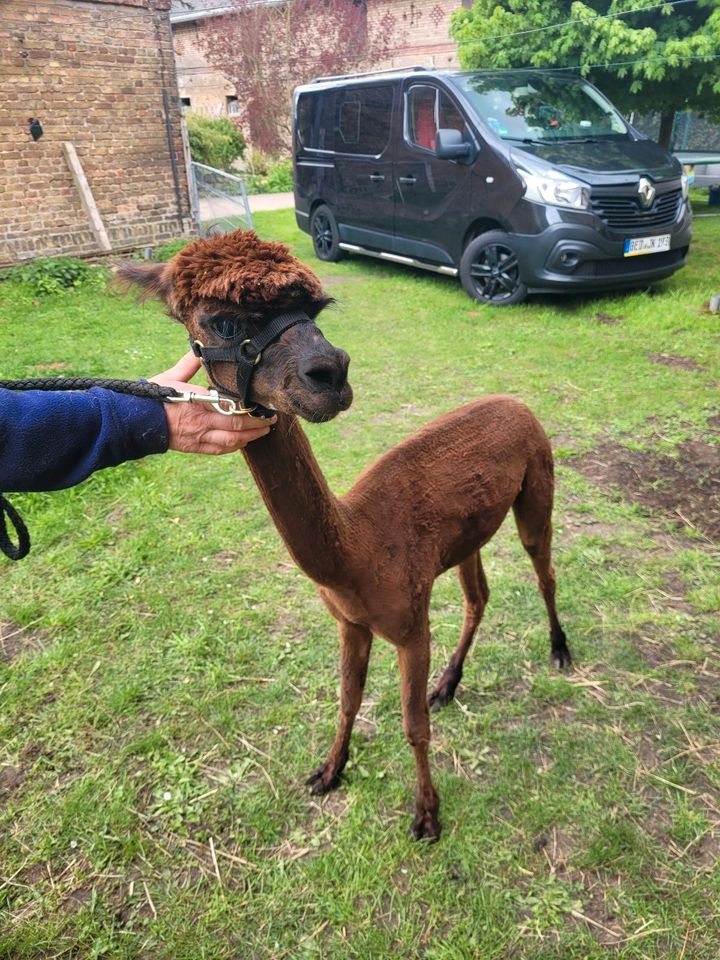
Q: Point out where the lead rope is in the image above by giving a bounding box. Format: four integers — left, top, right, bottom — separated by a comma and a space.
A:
0, 377, 243, 562
0, 494, 30, 560
0, 377, 180, 400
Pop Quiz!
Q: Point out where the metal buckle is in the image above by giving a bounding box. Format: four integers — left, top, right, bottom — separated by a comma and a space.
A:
240, 339, 262, 365
165, 389, 256, 417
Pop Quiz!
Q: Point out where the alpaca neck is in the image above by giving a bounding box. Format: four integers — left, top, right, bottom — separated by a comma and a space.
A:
242, 414, 350, 588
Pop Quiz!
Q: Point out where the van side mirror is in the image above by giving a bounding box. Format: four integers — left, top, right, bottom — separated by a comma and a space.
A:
436, 128, 473, 162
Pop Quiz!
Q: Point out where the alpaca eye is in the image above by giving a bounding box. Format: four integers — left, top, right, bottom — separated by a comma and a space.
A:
211, 316, 242, 340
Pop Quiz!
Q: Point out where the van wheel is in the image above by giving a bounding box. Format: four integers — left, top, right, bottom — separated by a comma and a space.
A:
310, 205, 344, 262
460, 231, 527, 305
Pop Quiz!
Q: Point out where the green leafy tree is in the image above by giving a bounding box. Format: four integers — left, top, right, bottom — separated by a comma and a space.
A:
185, 112, 246, 170
450, 0, 720, 146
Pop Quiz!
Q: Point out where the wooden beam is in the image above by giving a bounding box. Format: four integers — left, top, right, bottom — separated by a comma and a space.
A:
61, 141, 112, 252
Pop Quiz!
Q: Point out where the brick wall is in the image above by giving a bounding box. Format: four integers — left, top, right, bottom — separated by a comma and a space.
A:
173, 21, 235, 115
369, 0, 462, 71
169, 0, 463, 121
0, 0, 193, 266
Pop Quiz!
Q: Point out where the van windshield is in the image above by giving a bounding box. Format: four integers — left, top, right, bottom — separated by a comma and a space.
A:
449, 71, 628, 143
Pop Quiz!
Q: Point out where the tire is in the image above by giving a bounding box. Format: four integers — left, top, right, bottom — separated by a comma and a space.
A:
310, 204, 345, 262
459, 231, 528, 306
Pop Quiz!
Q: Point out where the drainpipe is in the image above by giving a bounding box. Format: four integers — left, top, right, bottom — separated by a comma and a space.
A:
154, 7, 187, 230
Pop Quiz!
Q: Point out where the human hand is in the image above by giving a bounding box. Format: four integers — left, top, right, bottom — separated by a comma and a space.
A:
150, 352, 274, 454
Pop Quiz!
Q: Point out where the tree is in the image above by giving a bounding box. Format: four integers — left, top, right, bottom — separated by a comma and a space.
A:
450, 0, 720, 147
197, 0, 401, 155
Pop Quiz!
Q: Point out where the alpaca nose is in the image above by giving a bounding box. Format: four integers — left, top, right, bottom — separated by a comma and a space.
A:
300, 350, 349, 392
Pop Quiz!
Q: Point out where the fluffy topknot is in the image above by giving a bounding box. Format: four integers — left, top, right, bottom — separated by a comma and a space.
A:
171, 229, 325, 310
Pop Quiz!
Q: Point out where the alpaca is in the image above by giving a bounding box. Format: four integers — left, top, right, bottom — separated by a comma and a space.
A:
119, 229, 571, 841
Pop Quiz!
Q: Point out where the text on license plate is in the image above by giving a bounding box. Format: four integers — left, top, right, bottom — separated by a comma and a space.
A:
623, 234, 671, 257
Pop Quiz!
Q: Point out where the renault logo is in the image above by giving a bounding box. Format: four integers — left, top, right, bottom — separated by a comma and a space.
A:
638, 176, 656, 209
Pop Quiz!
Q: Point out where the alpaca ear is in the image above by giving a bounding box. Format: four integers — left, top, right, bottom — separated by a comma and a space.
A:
305, 296, 335, 319
115, 261, 173, 304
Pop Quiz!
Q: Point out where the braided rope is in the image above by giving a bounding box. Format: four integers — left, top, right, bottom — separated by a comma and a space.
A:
0, 376, 183, 562
0, 495, 30, 561
0, 377, 180, 401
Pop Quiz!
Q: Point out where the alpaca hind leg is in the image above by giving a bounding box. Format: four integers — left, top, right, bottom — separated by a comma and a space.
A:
307, 619, 372, 795
398, 633, 440, 841
429, 552, 489, 712
512, 486, 571, 670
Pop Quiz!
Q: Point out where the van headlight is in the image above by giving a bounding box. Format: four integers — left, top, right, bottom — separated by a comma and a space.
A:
517, 166, 590, 211
681, 172, 689, 200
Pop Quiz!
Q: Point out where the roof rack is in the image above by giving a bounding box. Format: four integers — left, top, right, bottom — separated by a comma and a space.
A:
311, 65, 430, 84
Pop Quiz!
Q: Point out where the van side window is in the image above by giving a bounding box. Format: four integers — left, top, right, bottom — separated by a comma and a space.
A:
407, 87, 467, 151
296, 91, 335, 151
407, 86, 437, 150
338, 98, 362, 147
335, 85, 393, 156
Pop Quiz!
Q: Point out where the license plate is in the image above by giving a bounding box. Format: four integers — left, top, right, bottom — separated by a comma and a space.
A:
623, 234, 671, 257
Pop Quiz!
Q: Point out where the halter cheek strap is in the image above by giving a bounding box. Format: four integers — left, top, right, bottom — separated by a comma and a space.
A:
189, 310, 312, 412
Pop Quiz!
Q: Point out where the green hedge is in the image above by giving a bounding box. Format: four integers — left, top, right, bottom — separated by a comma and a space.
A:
246, 159, 293, 195
186, 113, 246, 171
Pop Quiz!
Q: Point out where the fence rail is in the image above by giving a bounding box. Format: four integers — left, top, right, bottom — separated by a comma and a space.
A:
190, 162, 253, 236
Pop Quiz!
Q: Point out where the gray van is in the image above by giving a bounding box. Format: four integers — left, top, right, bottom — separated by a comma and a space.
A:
292, 67, 691, 305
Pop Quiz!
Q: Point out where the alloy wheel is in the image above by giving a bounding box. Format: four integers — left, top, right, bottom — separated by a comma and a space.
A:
468, 243, 521, 303
313, 213, 333, 258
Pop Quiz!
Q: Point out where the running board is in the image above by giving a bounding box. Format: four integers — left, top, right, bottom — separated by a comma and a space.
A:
338, 243, 458, 276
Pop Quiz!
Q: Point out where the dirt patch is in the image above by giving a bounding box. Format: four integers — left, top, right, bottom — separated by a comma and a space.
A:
693, 829, 720, 870
575, 884, 625, 945
531, 826, 577, 875
595, 312, 623, 325
0, 764, 24, 794
0, 620, 41, 662
634, 631, 678, 669
63, 886, 93, 914
569, 433, 720, 542
648, 352, 706, 372
659, 571, 694, 613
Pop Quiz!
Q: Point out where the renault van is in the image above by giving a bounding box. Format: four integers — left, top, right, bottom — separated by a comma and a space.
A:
292, 67, 691, 304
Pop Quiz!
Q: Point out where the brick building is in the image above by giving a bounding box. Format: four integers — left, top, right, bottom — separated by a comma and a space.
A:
171, 0, 466, 119
1, 0, 193, 267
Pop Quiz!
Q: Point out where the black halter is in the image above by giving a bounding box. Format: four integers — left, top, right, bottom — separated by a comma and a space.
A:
189, 309, 312, 414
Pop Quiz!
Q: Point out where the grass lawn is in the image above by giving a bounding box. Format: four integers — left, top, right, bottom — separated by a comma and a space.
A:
1, 209, 719, 959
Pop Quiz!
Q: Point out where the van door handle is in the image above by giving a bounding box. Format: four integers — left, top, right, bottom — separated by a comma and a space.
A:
368, 173, 385, 182
398, 176, 417, 185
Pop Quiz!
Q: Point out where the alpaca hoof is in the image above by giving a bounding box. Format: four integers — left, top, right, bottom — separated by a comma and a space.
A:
428, 687, 454, 712
412, 810, 441, 842
306, 764, 342, 795
551, 646, 572, 671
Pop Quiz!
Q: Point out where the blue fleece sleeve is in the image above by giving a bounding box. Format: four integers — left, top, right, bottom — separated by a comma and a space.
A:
0, 388, 169, 492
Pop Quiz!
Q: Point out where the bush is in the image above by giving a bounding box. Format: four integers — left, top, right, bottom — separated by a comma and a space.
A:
148, 238, 194, 262
186, 113, 246, 171
6, 257, 107, 296
247, 159, 293, 195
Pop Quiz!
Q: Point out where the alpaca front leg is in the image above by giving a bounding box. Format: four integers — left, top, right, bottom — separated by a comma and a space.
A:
307, 620, 372, 795
398, 639, 440, 841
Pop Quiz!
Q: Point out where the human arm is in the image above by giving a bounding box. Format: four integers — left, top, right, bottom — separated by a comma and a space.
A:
0, 353, 272, 493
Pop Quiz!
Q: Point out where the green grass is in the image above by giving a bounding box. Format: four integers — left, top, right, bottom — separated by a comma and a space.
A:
1, 210, 719, 958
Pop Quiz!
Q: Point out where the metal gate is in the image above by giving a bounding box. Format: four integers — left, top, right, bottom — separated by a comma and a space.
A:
189, 161, 253, 236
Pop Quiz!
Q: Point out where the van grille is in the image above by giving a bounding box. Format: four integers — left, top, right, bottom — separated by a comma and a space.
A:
590, 188, 682, 232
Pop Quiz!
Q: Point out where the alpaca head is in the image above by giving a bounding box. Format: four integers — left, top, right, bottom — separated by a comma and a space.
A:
118, 230, 352, 422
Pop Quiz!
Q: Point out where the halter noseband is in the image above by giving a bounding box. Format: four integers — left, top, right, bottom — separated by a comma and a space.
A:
189, 309, 312, 416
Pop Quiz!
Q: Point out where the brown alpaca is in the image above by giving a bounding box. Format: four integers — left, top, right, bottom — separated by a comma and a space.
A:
120, 230, 571, 841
